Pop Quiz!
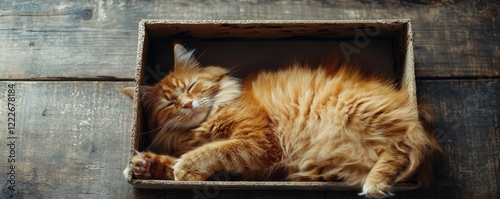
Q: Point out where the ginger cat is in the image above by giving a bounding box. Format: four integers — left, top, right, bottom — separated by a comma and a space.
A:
122, 44, 441, 198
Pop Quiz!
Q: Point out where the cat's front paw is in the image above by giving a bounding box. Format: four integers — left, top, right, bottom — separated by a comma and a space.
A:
127, 151, 153, 179
358, 180, 394, 198
173, 159, 209, 181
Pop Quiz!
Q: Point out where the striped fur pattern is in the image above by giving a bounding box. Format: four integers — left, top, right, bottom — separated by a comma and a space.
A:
123, 44, 442, 198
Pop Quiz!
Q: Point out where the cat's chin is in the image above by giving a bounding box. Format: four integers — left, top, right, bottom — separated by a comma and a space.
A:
179, 110, 209, 129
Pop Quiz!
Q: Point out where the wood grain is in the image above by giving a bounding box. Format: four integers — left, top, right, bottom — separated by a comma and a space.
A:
0, 0, 498, 79
0, 79, 497, 198
0, 0, 498, 198
416, 78, 500, 199
0, 81, 135, 198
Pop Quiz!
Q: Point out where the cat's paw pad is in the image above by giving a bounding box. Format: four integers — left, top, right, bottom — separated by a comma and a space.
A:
128, 152, 153, 179
358, 181, 394, 198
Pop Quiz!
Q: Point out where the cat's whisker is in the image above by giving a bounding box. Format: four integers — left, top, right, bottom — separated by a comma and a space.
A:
198, 97, 211, 106
142, 116, 180, 135
145, 118, 182, 151
211, 100, 253, 107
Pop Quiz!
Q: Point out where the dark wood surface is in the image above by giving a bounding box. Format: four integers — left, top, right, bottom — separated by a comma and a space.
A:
0, 1, 498, 198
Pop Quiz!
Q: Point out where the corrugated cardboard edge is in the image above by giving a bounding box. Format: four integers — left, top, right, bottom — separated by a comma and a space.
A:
403, 21, 418, 118
125, 20, 147, 182
125, 19, 420, 191
139, 19, 410, 25
131, 180, 420, 191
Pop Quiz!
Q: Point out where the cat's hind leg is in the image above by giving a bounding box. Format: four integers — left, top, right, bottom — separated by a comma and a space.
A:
123, 151, 176, 180
359, 150, 408, 198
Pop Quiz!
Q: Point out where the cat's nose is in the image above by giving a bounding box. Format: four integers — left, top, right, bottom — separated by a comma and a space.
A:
182, 101, 193, 109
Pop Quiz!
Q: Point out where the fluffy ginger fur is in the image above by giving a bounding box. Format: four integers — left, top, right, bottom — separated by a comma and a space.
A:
123, 44, 442, 198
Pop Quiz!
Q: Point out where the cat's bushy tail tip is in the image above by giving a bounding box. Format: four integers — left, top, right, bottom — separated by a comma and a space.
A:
417, 102, 434, 126
416, 102, 444, 187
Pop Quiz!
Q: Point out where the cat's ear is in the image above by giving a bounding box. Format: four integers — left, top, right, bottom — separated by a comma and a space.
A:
173, 43, 200, 71
121, 87, 135, 100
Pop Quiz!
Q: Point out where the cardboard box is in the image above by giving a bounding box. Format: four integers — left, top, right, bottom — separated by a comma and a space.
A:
126, 20, 419, 191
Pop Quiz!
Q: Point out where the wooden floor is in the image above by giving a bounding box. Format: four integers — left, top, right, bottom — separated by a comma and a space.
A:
0, 0, 498, 198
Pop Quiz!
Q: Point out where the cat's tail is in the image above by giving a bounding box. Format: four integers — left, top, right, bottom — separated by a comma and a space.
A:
417, 103, 434, 126
414, 103, 443, 187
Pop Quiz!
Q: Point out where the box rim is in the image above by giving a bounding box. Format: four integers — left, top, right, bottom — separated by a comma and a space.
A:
131, 179, 421, 191
139, 19, 411, 25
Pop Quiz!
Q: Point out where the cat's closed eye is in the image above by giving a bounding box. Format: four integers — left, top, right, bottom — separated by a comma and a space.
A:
162, 102, 176, 110
187, 83, 196, 94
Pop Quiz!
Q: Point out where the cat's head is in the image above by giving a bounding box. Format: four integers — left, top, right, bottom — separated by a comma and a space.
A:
122, 44, 241, 130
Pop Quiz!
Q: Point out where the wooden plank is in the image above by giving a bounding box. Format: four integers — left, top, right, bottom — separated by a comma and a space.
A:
0, 81, 135, 198
0, 79, 498, 198
415, 78, 500, 199
0, 0, 498, 79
